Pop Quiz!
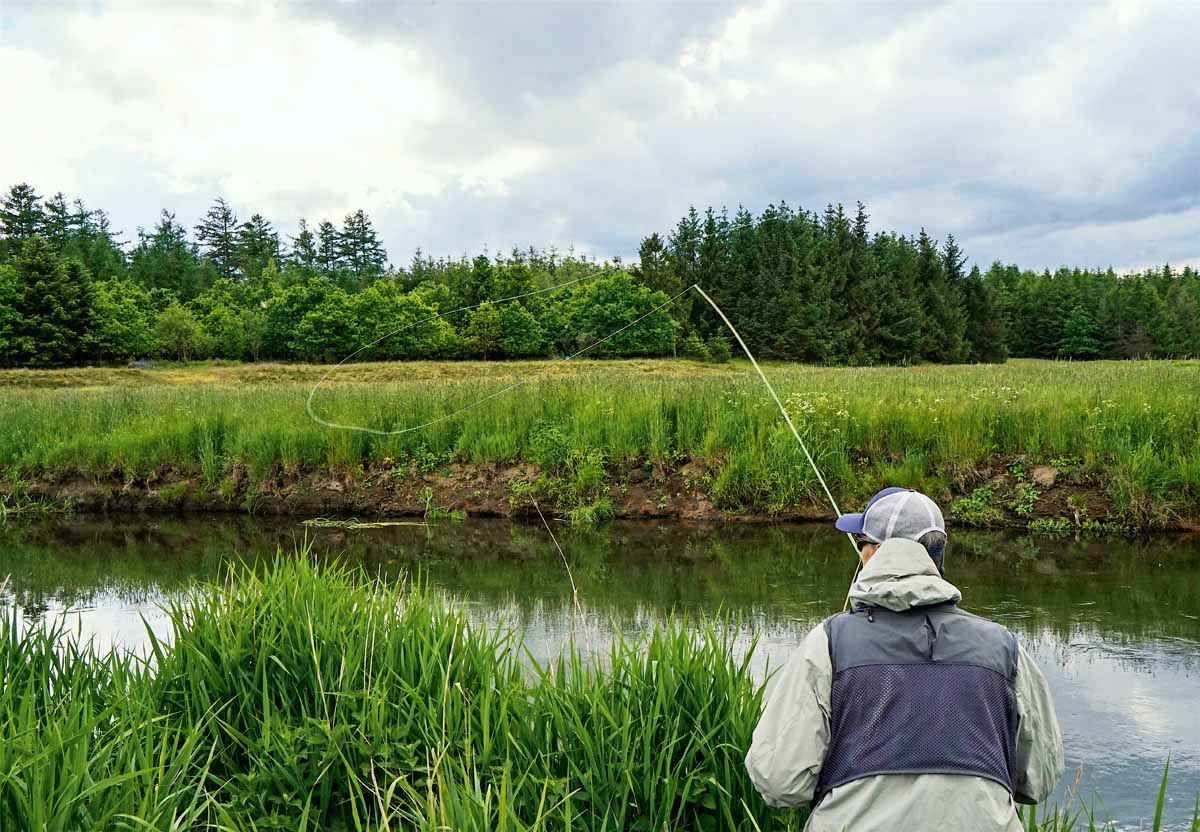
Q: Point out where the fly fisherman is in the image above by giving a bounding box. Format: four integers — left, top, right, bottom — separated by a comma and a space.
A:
746, 487, 1064, 831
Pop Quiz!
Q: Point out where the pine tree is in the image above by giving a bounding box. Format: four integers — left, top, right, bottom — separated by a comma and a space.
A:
916, 229, 967, 362
1057, 305, 1103, 359
317, 220, 341, 276
961, 265, 1007, 362
194, 198, 239, 280
130, 211, 209, 301
871, 234, 925, 363
235, 213, 280, 281
336, 209, 387, 284
668, 207, 702, 294
1, 183, 45, 257
636, 232, 688, 339
69, 199, 94, 236
288, 219, 319, 273
43, 192, 72, 247
12, 237, 93, 366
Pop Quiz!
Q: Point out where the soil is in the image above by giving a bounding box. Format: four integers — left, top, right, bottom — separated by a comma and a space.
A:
6, 456, 1198, 532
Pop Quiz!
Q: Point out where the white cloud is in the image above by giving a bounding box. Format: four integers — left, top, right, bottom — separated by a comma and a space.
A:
1, 0, 1197, 269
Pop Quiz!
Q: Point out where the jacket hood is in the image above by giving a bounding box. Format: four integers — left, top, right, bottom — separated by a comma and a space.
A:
848, 538, 961, 611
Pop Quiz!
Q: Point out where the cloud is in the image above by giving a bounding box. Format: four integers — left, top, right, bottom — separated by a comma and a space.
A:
1, 0, 1197, 270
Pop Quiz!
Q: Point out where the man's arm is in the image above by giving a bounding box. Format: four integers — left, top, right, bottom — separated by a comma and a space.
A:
744, 624, 833, 808
1013, 641, 1065, 804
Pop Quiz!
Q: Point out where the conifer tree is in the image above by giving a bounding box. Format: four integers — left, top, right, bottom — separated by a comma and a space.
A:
917, 229, 966, 362
317, 220, 341, 276
336, 209, 387, 284
1057, 305, 1103, 358
131, 211, 209, 301
0, 183, 45, 257
194, 198, 239, 280
235, 213, 280, 281
288, 219, 319, 273
961, 265, 1007, 362
12, 237, 92, 366
42, 193, 72, 247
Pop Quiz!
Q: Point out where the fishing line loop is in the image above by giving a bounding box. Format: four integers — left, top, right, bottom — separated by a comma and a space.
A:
308, 279, 862, 605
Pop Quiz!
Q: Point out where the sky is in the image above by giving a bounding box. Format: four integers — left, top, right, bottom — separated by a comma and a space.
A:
1, 0, 1197, 271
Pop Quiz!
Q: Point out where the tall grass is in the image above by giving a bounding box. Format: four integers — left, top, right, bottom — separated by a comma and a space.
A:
1, 556, 1197, 831
1, 359, 1198, 525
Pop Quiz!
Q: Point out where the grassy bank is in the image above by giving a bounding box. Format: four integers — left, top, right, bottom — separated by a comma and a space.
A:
1, 358, 1198, 529
2, 557, 1196, 831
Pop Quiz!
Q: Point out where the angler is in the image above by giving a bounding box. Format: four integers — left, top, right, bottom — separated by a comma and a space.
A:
745, 487, 1065, 831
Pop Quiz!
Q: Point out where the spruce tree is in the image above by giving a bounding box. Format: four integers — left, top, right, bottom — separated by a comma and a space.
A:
871, 234, 924, 363
12, 237, 92, 366
1057, 305, 1103, 358
43, 192, 72, 247
336, 209, 387, 284
130, 211, 209, 301
235, 213, 280, 281
288, 219, 319, 273
317, 220, 341, 276
194, 198, 239, 280
916, 229, 966, 362
961, 265, 1007, 363
0, 183, 45, 257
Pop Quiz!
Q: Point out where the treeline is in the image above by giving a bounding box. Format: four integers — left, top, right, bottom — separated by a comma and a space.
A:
0, 181, 1197, 367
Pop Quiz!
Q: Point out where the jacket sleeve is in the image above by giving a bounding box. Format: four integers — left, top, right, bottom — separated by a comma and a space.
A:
744, 624, 832, 808
1012, 641, 1065, 804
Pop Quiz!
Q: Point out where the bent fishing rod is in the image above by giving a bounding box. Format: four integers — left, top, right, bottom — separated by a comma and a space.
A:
307, 278, 865, 604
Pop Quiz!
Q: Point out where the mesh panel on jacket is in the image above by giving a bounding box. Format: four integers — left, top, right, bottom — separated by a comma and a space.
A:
816, 662, 1018, 801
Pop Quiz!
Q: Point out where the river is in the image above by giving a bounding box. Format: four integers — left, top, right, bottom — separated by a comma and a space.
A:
2, 516, 1198, 830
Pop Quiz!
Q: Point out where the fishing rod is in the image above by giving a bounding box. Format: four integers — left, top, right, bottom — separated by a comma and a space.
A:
307, 277, 864, 605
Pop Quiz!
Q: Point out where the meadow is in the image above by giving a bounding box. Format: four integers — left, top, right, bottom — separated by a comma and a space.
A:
1, 358, 1198, 528
1, 556, 1195, 832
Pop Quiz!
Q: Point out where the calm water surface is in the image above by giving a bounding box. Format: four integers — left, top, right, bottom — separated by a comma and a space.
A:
2, 516, 1199, 830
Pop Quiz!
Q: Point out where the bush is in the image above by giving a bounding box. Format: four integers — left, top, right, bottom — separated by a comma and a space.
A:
680, 332, 710, 361
706, 336, 732, 363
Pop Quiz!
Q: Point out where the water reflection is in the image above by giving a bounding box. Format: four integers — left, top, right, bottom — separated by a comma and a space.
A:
1, 516, 1199, 829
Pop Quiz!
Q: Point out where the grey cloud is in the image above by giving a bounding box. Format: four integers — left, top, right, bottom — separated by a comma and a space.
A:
4, 0, 1198, 273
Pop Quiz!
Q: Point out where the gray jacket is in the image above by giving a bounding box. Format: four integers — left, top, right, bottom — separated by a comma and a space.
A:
745, 538, 1064, 831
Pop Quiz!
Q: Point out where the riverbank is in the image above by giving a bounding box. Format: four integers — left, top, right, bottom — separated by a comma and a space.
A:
2, 555, 1196, 831
2, 358, 1198, 530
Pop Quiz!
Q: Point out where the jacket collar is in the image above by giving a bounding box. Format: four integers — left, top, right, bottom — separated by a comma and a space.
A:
848, 538, 962, 612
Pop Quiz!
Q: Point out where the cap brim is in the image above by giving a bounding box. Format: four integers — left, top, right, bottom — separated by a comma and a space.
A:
835, 513, 865, 534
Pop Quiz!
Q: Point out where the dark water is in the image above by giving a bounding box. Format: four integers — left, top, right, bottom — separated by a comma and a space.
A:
2, 516, 1199, 830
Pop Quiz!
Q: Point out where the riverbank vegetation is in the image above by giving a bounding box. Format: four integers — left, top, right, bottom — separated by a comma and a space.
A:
2, 182, 1198, 369
1, 359, 1198, 529
1, 557, 1195, 831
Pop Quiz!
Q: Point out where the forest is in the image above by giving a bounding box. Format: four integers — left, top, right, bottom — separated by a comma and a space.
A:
1, 181, 1197, 368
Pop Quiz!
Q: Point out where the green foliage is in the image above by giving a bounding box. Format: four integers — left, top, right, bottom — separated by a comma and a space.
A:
11, 237, 93, 367
951, 486, 1005, 526
560, 271, 677, 357
706, 336, 732, 363
498, 302, 546, 357
464, 300, 504, 358
0, 265, 21, 365
355, 280, 456, 359
153, 303, 206, 361
1010, 482, 1040, 517
681, 332, 710, 361
84, 278, 154, 361
1058, 305, 1103, 359
6, 180, 1200, 369
1, 555, 1193, 831
2, 358, 1200, 527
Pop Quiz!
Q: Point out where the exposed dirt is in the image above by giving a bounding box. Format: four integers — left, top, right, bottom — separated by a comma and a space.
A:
6, 456, 1198, 532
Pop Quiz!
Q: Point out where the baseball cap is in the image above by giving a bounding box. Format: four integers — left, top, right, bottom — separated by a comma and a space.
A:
835, 487, 946, 544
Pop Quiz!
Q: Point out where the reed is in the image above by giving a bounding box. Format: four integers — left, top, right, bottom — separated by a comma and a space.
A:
0, 555, 1196, 831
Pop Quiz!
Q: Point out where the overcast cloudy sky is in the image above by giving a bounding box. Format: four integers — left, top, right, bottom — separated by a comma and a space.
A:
2, 0, 1197, 270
